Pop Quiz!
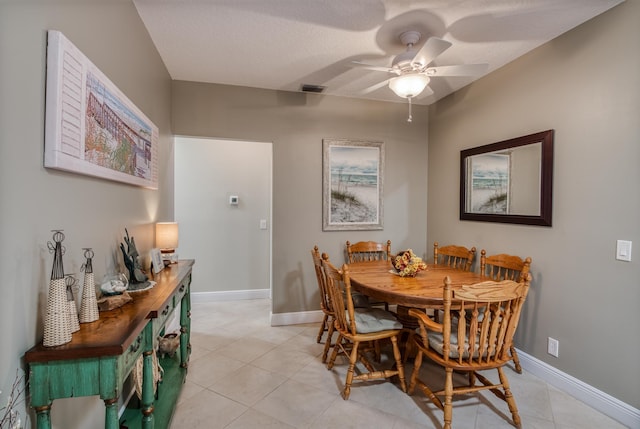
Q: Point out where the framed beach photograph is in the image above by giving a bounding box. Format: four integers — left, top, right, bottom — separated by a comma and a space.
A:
323, 139, 384, 231
44, 30, 159, 189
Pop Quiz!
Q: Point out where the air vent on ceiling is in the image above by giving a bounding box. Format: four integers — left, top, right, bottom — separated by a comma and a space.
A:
301, 84, 326, 93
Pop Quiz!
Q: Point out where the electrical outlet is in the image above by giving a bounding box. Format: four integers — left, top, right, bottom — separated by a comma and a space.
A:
548, 337, 559, 357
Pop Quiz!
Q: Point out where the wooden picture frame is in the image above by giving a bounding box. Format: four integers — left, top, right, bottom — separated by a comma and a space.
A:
44, 30, 159, 189
150, 248, 164, 274
323, 139, 384, 231
460, 130, 554, 226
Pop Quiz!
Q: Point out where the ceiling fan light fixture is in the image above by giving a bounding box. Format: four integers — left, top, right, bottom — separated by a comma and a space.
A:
388, 74, 430, 98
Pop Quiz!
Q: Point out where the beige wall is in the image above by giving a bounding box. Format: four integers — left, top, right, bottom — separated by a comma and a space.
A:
428, 1, 639, 408
171, 82, 429, 314
174, 137, 272, 294
0, 1, 172, 427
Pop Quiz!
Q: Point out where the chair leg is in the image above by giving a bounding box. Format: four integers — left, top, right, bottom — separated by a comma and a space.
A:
327, 334, 343, 370
390, 336, 406, 392
443, 368, 454, 429
316, 314, 328, 343
498, 367, 522, 428
510, 345, 523, 373
321, 319, 335, 363
343, 341, 360, 400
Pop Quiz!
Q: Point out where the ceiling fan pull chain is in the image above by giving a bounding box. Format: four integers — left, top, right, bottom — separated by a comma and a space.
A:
407, 96, 413, 123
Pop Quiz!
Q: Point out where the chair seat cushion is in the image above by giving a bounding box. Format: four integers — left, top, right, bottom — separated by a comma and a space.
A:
351, 308, 402, 334
427, 322, 481, 359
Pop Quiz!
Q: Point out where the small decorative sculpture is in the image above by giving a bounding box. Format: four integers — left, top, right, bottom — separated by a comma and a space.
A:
65, 274, 80, 333
43, 230, 72, 347
158, 332, 180, 358
79, 248, 100, 323
120, 228, 149, 286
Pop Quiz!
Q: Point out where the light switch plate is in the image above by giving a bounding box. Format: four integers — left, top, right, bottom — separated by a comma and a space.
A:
616, 240, 632, 262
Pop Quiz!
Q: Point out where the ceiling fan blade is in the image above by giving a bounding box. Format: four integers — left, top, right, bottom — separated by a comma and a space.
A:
410, 37, 452, 67
360, 78, 391, 95
350, 61, 395, 74
415, 85, 434, 98
425, 63, 489, 77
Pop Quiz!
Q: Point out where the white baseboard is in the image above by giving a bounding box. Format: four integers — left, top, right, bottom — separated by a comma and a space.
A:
191, 289, 270, 302
517, 349, 639, 428
270, 309, 324, 326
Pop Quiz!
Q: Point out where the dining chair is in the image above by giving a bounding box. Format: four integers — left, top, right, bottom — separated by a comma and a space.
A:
321, 259, 407, 400
311, 245, 336, 363
433, 241, 476, 271
346, 239, 392, 262
480, 250, 532, 373
346, 240, 392, 310
407, 274, 532, 429
431, 242, 477, 322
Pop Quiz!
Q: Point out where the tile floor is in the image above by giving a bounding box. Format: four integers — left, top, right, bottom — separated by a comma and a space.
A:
171, 299, 627, 429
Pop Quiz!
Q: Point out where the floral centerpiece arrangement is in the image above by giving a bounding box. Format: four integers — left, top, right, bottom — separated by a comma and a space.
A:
392, 249, 428, 277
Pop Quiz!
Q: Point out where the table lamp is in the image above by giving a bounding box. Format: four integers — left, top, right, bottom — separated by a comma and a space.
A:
156, 222, 179, 265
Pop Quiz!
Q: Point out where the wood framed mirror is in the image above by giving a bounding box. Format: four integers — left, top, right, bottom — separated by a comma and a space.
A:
460, 130, 554, 226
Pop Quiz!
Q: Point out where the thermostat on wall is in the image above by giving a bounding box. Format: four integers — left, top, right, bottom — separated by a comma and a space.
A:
229, 195, 239, 205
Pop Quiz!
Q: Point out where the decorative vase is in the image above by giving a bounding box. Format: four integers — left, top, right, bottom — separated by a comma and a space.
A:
66, 274, 80, 333
43, 230, 72, 347
79, 248, 99, 323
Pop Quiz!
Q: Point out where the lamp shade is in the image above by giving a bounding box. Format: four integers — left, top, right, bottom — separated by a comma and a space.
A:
388, 74, 430, 98
156, 222, 179, 251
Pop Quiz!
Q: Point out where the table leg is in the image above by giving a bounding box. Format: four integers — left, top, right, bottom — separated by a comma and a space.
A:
34, 405, 52, 429
180, 290, 191, 369
104, 398, 119, 429
140, 349, 155, 429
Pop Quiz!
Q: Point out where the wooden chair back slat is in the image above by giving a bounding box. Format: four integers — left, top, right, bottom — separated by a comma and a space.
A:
480, 250, 532, 281
311, 246, 332, 314
322, 259, 357, 335
433, 242, 476, 271
346, 240, 392, 263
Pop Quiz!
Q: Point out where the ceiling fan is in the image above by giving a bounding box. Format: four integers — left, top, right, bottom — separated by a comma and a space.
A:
351, 30, 488, 122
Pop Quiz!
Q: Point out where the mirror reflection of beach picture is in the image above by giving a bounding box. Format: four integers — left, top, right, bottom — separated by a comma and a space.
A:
460, 130, 554, 226
323, 139, 384, 231
466, 143, 542, 215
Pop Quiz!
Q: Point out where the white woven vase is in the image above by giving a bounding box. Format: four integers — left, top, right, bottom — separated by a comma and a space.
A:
43, 277, 72, 347
79, 271, 99, 323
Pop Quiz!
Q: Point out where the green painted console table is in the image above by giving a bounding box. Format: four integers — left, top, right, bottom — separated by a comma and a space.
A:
24, 260, 194, 429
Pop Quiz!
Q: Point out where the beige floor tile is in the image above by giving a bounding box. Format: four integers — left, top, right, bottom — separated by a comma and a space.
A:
253, 379, 336, 428
290, 358, 348, 396
170, 389, 246, 429
548, 385, 628, 429
309, 396, 398, 428
209, 363, 287, 406
225, 408, 296, 429
216, 337, 278, 363
176, 379, 205, 406
187, 350, 246, 388
251, 343, 318, 376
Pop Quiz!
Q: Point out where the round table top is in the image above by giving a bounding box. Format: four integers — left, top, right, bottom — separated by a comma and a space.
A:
346, 260, 486, 308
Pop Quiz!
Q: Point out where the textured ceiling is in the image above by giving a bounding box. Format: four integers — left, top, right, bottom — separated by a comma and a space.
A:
134, 0, 623, 105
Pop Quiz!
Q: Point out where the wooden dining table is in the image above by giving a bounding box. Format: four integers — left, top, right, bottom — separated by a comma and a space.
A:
347, 260, 486, 327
